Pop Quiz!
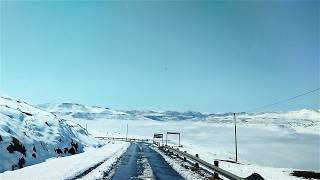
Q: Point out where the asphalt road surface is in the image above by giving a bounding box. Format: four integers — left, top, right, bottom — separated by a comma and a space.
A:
110, 142, 184, 180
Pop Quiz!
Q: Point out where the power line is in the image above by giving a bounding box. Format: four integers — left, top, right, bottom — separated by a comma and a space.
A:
244, 88, 320, 112
233, 88, 319, 163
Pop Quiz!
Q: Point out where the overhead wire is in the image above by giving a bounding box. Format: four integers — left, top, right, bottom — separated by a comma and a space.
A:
243, 88, 320, 113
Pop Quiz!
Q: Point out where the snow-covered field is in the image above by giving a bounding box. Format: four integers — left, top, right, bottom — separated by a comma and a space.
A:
38, 102, 320, 177
1, 95, 319, 180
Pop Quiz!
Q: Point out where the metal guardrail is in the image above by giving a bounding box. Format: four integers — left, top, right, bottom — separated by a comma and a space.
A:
96, 137, 260, 179
95, 136, 262, 180
95, 136, 151, 142
163, 145, 245, 180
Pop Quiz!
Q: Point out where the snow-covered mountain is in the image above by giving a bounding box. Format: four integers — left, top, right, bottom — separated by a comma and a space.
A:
0, 96, 101, 173
125, 110, 208, 121
38, 103, 214, 121
37, 103, 128, 120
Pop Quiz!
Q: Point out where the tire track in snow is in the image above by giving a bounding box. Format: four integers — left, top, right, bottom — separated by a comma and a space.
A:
110, 142, 184, 180
68, 142, 129, 180
137, 146, 154, 180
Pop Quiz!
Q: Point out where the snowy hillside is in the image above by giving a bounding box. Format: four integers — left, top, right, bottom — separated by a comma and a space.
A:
38, 103, 129, 120
0, 96, 101, 173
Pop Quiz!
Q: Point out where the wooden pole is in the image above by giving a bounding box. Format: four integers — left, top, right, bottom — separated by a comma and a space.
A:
234, 113, 238, 162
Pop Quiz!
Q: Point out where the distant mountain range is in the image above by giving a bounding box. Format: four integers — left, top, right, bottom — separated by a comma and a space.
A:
36, 102, 320, 135
37, 102, 319, 122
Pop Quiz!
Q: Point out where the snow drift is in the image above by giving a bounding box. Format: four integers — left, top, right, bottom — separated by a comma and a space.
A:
0, 95, 100, 173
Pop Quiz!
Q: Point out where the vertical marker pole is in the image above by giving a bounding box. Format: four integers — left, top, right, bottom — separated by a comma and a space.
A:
126, 123, 128, 141
166, 133, 168, 146
162, 136, 164, 146
234, 113, 238, 162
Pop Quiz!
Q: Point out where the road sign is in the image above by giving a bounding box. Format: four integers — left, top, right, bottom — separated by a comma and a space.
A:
154, 134, 163, 138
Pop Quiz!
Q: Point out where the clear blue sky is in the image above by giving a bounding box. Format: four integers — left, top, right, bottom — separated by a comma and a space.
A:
0, 1, 319, 112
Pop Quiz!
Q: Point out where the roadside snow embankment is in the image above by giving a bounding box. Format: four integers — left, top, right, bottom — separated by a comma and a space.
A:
0, 95, 101, 173
0, 141, 129, 180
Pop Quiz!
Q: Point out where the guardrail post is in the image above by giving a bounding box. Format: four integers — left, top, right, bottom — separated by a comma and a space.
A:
214, 160, 219, 179
194, 162, 199, 169
194, 154, 200, 170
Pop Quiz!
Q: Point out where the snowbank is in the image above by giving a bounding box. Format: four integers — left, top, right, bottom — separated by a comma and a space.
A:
0, 141, 129, 180
0, 95, 101, 173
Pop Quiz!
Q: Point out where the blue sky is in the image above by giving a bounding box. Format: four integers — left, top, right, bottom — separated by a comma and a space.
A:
0, 1, 319, 112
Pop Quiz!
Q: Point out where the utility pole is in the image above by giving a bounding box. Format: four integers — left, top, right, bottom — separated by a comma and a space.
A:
126, 123, 128, 141
234, 113, 238, 162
